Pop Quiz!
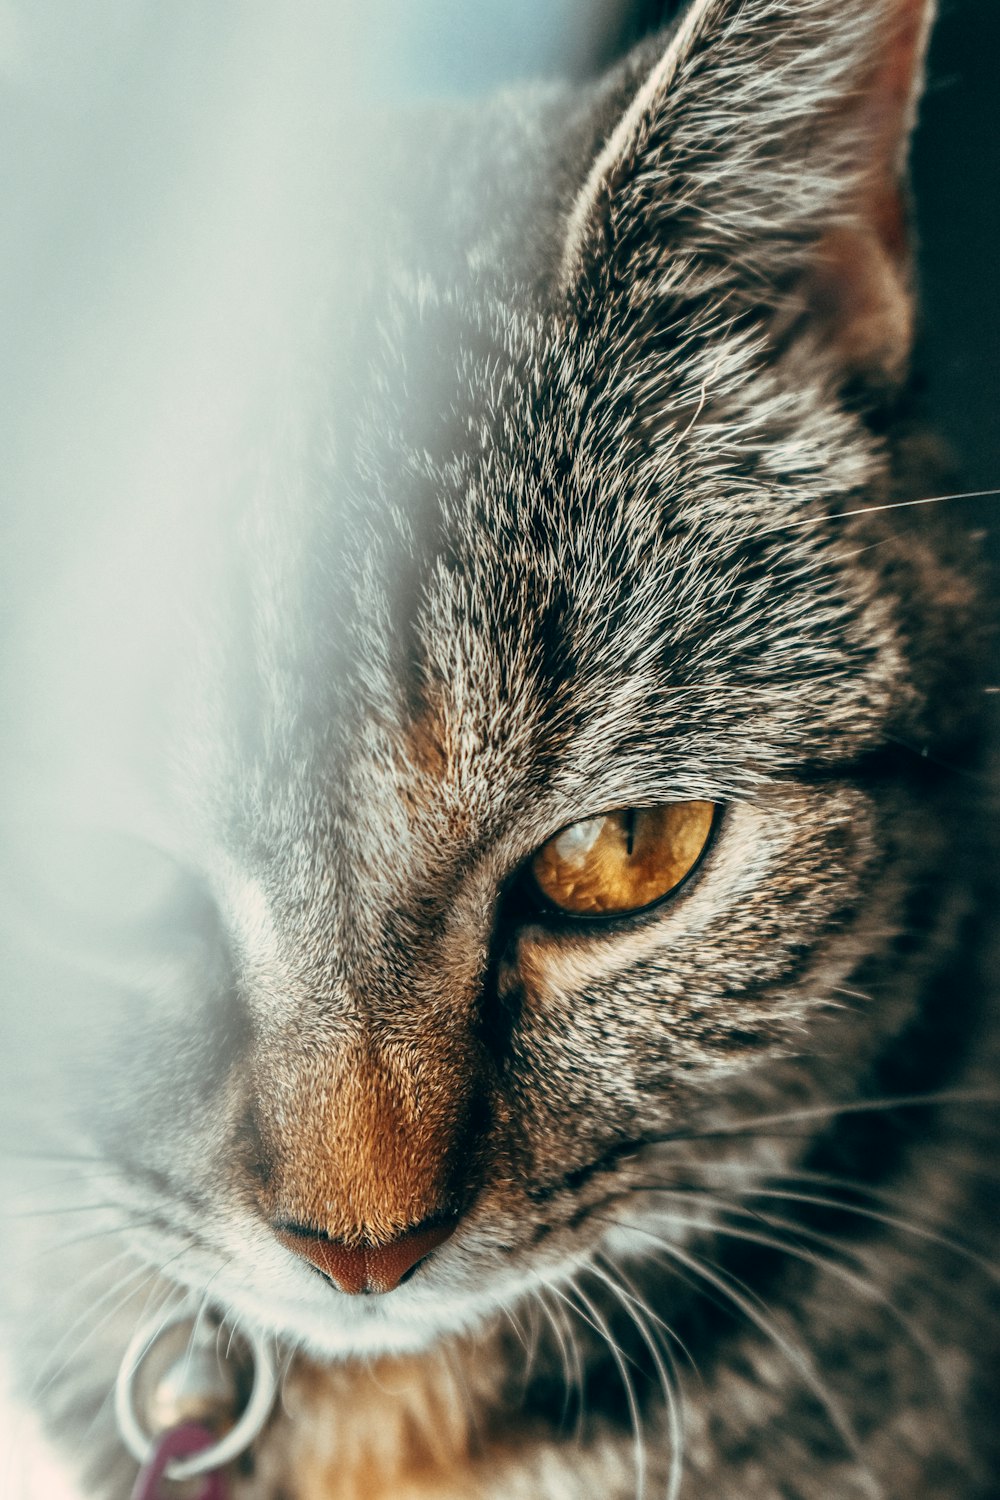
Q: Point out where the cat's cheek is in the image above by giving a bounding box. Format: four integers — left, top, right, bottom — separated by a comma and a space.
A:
512, 798, 788, 1004
494, 800, 788, 1159
505, 786, 883, 1131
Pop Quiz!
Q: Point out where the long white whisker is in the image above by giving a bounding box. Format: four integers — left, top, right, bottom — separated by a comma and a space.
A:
758, 487, 1000, 538
661, 1089, 999, 1147
553, 1278, 647, 1500
612, 1220, 882, 1500
619, 1191, 962, 1416
538, 1280, 587, 1440
29, 1259, 153, 1406
592, 1256, 685, 1500
74, 1272, 188, 1458
658, 1173, 1000, 1285
602, 1255, 704, 1389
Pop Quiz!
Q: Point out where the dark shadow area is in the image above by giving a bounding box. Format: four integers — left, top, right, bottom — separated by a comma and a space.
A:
915, 0, 1000, 528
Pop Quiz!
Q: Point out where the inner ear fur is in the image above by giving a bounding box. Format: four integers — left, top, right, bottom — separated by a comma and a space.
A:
563, 0, 935, 386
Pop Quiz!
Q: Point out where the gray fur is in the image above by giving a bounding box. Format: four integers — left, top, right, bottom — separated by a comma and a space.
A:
2, 1, 997, 1497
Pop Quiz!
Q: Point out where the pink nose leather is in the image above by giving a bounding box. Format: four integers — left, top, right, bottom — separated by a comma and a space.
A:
275, 1218, 458, 1294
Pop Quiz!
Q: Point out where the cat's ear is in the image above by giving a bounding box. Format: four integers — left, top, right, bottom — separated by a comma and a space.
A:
562, 0, 934, 385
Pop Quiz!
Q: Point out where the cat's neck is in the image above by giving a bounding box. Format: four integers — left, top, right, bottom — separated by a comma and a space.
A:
245, 1342, 490, 1500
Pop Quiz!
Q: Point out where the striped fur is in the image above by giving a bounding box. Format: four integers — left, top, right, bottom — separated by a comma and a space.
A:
4, 2, 997, 1497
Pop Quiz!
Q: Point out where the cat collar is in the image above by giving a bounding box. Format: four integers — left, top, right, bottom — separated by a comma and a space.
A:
114, 1304, 278, 1496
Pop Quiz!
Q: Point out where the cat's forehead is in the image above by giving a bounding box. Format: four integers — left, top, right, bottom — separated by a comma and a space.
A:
207, 263, 901, 892
366, 276, 890, 676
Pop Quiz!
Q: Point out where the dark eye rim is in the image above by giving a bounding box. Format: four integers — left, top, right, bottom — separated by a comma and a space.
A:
518, 801, 724, 928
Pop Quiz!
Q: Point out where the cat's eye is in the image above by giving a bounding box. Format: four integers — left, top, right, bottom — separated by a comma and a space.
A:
530, 801, 716, 918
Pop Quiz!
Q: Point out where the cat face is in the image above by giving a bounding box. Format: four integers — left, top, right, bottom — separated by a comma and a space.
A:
29, 0, 964, 1369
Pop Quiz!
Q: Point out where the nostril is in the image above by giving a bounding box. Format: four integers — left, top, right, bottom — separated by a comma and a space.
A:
274, 1216, 458, 1295
276, 1234, 369, 1295
363, 1219, 458, 1292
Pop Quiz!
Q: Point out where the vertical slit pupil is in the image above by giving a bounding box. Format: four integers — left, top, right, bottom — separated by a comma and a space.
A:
624, 809, 637, 857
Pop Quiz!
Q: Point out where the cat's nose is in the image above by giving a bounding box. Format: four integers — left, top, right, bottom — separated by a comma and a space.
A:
273, 1216, 458, 1295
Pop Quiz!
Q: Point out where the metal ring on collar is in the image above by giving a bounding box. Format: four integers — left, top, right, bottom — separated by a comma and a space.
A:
114, 1304, 278, 1482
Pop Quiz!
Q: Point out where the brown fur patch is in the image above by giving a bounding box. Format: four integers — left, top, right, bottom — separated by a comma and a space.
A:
405, 703, 450, 783
809, 226, 914, 381
261, 1042, 470, 1243
251, 1350, 480, 1500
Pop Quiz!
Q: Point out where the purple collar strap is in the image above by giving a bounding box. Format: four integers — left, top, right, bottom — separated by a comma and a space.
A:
129, 1423, 228, 1500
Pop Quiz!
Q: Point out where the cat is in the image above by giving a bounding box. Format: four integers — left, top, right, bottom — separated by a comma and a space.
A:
2, 0, 998, 1497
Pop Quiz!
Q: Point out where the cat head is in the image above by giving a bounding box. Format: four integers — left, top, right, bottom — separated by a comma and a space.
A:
19, 0, 972, 1366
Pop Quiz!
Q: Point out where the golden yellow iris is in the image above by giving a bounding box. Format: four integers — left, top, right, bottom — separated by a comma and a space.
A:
531, 802, 716, 917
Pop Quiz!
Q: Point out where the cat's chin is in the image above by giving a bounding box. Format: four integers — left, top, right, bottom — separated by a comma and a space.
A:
189, 1264, 511, 1361
221, 1284, 509, 1361
169, 1246, 593, 1363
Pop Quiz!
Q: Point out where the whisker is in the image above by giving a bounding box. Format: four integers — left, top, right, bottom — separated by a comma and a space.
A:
684, 1157, 991, 1226
521, 1288, 543, 1383
592, 1256, 685, 1500
1, 1149, 108, 1165
758, 487, 1000, 538
554, 1278, 648, 1500
5, 1202, 130, 1220
646, 1088, 1000, 1150
537, 1280, 587, 1440
29, 1259, 153, 1406
178, 1279, 221, 1402
600, 1255, 704, 1388
613, 1192, 966, 1415
650, 1173, 1000, 1285
276, 1337, 299, 1423
533, 1282, 582, 1436
605, 1219, 882, 1499
436, 1340, 479, 1458
500, 1300, 531, 1357
73, 1272, 189, 1458
33, 1239, 196, 1407
37, 1216, 164, 1257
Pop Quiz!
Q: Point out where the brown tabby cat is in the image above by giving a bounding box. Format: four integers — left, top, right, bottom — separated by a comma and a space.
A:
3, 0, 997, 1496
